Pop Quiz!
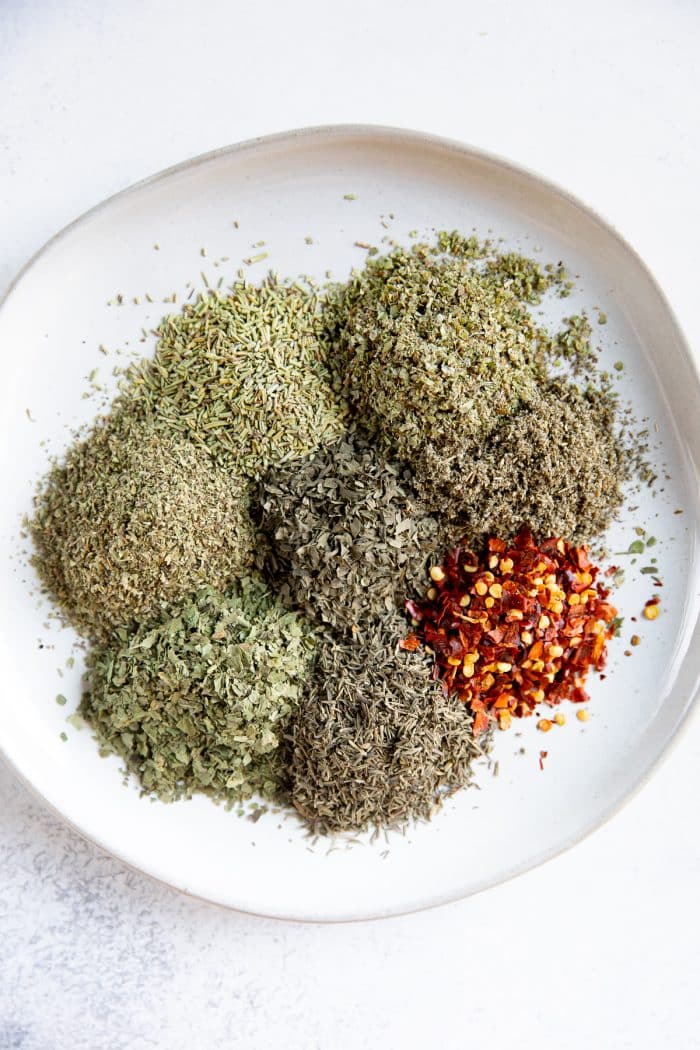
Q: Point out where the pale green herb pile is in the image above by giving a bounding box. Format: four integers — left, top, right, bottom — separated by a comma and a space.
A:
81, 580, 316, 803
126, 276, 348, 479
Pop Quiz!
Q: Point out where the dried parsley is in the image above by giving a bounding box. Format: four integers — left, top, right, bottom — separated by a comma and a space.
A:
127, 277, 348, 478
256, 430, 439, 635
81, 579, 316, 803
30, 413, 255, 640
289, 614, 485, 833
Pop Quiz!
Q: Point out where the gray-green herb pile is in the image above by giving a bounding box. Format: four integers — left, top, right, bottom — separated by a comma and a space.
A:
81, 580, 315, 802
289, 615, 483, 834
28, 228, 640, 834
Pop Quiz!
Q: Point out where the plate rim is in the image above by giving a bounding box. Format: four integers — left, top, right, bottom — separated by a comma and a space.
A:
2, 122, 700, 923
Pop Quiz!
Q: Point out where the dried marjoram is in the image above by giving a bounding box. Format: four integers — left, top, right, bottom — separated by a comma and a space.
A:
257, 430, 439, 635
127, 277, 347, 478
30, 413, 255, 641
81, 579, 316, 803
289, 615, 485, 833
403, 527, 617, 734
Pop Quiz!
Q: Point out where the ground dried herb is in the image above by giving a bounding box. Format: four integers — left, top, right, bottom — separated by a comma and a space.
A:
81, 579, 316, 803
257, 431, 439, 635
127, 277, 347, 478
30, 413, 254, 641
289, 614, 486, 833
416, 379, 628, 545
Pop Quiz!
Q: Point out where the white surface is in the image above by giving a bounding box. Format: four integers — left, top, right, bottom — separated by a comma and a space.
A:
1, 0, 699, 1044
3, 125, 700, 922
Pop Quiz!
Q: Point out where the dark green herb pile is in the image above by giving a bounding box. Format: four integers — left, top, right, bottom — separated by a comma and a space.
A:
28, 229, 640, 835
256, 429, 439, 635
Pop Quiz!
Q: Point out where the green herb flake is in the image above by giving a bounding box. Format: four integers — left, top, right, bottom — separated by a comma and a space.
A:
55, 693, 68, 706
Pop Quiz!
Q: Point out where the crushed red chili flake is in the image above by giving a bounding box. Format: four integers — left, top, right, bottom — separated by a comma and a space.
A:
539, 750, 548, 771
402, 526, 617, 735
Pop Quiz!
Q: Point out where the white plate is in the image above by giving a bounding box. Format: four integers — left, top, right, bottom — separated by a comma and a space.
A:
1, 126, 699, 922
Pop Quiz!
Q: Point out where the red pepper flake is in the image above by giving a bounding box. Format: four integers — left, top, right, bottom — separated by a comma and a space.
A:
404, 526, 616, 735
539, 750, 548, 771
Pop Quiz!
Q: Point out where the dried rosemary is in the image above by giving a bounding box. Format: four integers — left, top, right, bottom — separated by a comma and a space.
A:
81, 579, 316, 803
127, 277, 348, 478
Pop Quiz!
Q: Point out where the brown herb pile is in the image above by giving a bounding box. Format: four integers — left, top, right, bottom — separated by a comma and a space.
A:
30, 413, 254, 640
289, 615, 484, 833
257, 430, 439, 635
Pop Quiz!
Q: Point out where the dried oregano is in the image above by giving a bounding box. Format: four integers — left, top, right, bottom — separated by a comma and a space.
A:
127, 277, 348, 478
325, 241, 544, 461
256, 430, 439, 635
289, 614, 485, 834
81, 579, 316, 803
30, 413, 254, 641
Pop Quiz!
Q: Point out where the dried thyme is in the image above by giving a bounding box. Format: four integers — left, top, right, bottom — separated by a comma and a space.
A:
256, 430, 439, 635
289, 615, 485, 833
30, 413, 255, 640
81, 580, 316, 803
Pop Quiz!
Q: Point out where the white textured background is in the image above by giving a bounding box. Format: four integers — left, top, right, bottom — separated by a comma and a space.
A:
1, 2, 700, 1047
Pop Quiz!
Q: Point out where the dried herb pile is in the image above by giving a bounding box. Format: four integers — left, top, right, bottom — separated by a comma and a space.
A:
326, 239, 542, 462
257, 430, 439, 635
416, 380, 627, 544
30, 413, 254, 641
126, 276, 347, 479
81, 580, 316, 802
290, 615, 483, 833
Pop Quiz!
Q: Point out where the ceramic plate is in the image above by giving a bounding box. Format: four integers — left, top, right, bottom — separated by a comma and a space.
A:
1, 126, 699, 921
